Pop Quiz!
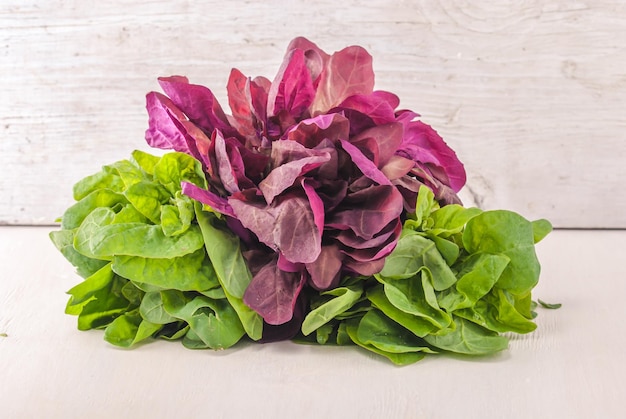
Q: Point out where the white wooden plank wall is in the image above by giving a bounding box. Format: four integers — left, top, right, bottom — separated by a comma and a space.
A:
1, 0, 624, 227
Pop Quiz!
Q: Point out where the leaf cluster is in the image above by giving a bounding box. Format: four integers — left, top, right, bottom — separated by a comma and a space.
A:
294, 186, 553, 365
50, 151, 262, 349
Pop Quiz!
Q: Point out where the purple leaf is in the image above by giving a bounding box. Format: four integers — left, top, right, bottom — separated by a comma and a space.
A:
350, 122, 403, 167
399, 121, 466, 192
285, 113, 350, 148
243, 258, 306, 325
343, 257, 385, 276
259, 150, 330, 204
158, 76, 233, 136
267, 49, 316, 118
277, 252, 302, 272
311, 45, 375, 114
227, 68, 258, 139
286, 37, 330, 85
145, 92, 190, 152
181, 182, 235, 217
336, 91, 398, 125
301, 178, 325, 244
305, 244, 343, 290
340, 139, 391, 186
214, 132, 242, 194
259, 292, 308, 342
335, 216, 399, 250
381, 155, 416, 181
327, 184, 403, 240
229, 191, 322, 264
341, 219, 401, 262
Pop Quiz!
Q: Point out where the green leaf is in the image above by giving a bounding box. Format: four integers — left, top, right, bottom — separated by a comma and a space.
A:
424, 317, 509, 355
131, 150, 160, 175
382, 270, 453, 332
61, 189, 128, 230
531, 219, 553, 244
357, 309, 437, 355
160, 290, 245, 349
160, 192, 194, 237
124, 181, 170, 224
194, 205, 252, 299
344, 318, 426, 365
73, 169, 125, 201
538, 299, 562, 309
463, 210, 541, 294
195, 205, 263, 340
438, 253, 510, 312
429, 204, 482, 237
139, 292, 178, 324
104, 159, 148, 188
66, 263, 116, 314
367, 285, 438, 337
49, 229, 108, 278
121, 281, 144, 306
111, 248, 220, 292
427, 234, 460, 265
377, 231, 456, 291
407, 185, 439, 229
74, 208, 204, 259
104, 311, 161, 348
315, 322, 336, 344
153, 152, 206, 195
75, 275, 131, 331
301, 285, 362, 336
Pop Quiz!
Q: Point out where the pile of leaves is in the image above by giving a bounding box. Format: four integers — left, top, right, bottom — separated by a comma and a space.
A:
50, 37, 553, 365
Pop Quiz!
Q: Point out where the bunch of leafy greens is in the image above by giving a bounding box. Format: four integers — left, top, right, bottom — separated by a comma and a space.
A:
51, 151, 552, 365
295, 186, 552, 365
50, 150, 263, 349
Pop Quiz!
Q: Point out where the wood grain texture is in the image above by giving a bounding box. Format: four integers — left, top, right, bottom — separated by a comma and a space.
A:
1, 0, 625, 227
1, 227, 625, 418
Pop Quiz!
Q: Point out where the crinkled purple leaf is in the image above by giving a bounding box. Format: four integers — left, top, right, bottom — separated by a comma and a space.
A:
343, 257, 385, 276
277, 252, 302, 273
399, 121, 466, 192
267, 49, 315, 118
340, 139, 391, 186
336, 91, 398, 125
305, 244, 343, 290
341, 219, 401, 262
259, 150, 330, 204
158, 76, 234, 137
335, 216, 399, 250
315, 178, 348, 212
144, 93, 210, 169
251, 76, 271, 122
229, 191, 321, 264
349, 136, 379, 165
214, 132, 242, 194
259, 292, 308, 342
145, 92, 189, 152
181, 182, 235, 217
327, 184, 403, 240
227, 68, 258, 139
301, 178, 324, 244
381, 155, 416, 181
286, 37, 330, 85
392, 174, 426, 212
311, 45, 375, 114
243, 258, 306, 325
351, 122, 403, 167
285, 113, 350, 148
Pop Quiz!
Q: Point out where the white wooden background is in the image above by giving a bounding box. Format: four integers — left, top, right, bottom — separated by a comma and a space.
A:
1, 0, 625, 227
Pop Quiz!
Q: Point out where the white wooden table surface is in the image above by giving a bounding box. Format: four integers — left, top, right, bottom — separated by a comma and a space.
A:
1, 227, 624, 418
